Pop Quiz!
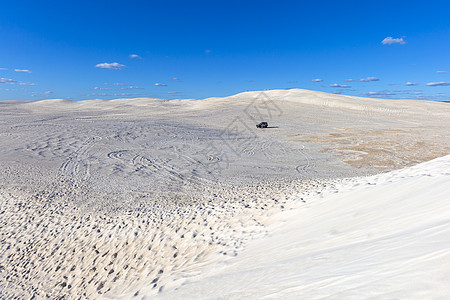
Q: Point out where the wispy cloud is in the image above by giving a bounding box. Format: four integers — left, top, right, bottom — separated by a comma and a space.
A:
391, 89, 423, 95
172, 77, 181, 81
95, 62, 125, 70
168, 91, 181, 94
31, 91, 53, 97
381, 37, 406, 45
0, 77, 35, 85
311, 79, 323, 82
330, 83, 351, 88
14, 69, 32, 74
426, 81, 450, 87
360, 77, 379, 82
333, 90, 347, 94
344, 79, 354, 82
205, 49, 211, 54
0, 78, 17, 84
114, 93, 141, 96
93, 87, 113, 90
90, 93, 109, 97
121, 86, 144, 90
405, 82, 419, 86
436, 70, 447, 74
0, 68, 7, 71
414, 94, 450, 101
154, 83, 167, 87
129, 54, 142, 59
362, 90, 393, 97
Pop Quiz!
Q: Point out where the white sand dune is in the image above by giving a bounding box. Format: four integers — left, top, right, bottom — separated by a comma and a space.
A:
0, 89, 449, 298
156, 154, 450, 299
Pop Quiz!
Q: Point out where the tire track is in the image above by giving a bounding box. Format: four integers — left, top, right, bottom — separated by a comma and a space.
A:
295, 149, 316, 176
58, 136, 101, 181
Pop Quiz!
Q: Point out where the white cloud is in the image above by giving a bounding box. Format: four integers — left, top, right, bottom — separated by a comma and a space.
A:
129, 54, 142, 59
382, 37, 406, 45
405, 82, 419, 86
311, 79, 323, 82
14, 69, 32, 73
154, 83, 167, 86
436, 70, 447, 74
172, 77, 180, 81
330, 83, 351, 88
95, 62, 125, 70
360, 77, 380, 82
426, 81, 450, 87
0, 68, 7, 71
344, 79, 354, 82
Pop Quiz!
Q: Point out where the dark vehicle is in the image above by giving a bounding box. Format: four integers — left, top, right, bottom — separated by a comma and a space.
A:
256, 122, 268, 128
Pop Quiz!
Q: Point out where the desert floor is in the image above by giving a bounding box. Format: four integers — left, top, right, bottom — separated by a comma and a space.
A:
0, 89, 449, 299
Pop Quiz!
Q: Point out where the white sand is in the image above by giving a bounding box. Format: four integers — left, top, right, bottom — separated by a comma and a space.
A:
155, 154, 450, 299
0, 89, 449, 298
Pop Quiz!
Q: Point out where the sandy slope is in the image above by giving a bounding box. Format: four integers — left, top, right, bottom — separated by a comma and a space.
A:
0, 89, 449, 298
156, 154, 450, 299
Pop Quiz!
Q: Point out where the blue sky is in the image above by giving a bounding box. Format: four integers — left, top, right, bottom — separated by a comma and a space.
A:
1, 0, 449, 101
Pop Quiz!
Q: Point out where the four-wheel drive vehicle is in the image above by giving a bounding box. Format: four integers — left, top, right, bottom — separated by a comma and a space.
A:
256, 122, 268, 128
